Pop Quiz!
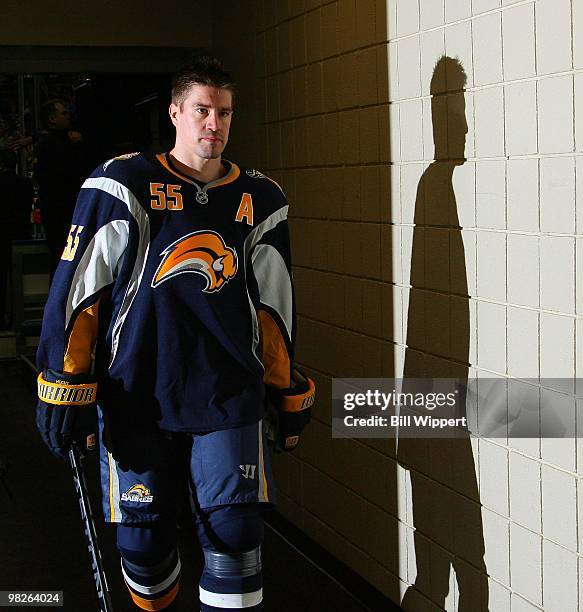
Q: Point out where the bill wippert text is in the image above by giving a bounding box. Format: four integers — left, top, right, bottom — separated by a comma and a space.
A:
344, 414, 468, 428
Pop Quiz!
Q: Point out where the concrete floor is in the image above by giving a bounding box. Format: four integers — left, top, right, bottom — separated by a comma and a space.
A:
0, 360, 375, 612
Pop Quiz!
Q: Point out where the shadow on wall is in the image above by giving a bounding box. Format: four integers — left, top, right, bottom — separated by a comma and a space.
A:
398, 57, 489, 611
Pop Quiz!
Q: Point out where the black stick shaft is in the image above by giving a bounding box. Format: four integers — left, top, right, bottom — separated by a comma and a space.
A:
69, 444, 114, 612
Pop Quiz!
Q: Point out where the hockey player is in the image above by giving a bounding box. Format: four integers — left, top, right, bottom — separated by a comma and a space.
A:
35, 56, 314, 611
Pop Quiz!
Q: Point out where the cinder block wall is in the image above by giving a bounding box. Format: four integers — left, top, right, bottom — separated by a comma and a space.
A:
255, 0, 582, 610
388, 0, 582, 610
254, 0, 405, 603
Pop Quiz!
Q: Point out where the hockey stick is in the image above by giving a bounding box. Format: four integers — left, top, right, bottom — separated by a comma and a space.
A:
69, 443, 114, 612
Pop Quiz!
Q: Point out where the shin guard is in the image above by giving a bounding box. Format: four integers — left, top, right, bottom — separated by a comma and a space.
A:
117, 523, 180, 611
197, 504, 264, 611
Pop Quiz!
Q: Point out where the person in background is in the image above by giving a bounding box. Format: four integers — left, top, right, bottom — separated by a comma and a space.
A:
0, 147, 33, 328
35, 99, 91, 277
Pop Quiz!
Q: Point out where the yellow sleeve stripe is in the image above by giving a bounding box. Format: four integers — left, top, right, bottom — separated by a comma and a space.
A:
37, 373, 97, 406
63, 297, 102, 375
258, 310, 291, 389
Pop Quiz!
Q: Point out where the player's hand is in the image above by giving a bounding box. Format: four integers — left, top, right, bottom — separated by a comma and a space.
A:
265, 368, 315, 452
35, 370, 97, 460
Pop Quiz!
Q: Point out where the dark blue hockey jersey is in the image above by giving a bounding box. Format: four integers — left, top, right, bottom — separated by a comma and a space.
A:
36, 152, 296, 432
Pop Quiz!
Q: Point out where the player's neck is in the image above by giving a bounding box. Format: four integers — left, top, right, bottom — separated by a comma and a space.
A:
168, 148, 226, 184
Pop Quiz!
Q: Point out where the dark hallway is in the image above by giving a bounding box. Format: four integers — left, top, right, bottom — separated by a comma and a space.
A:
0, 359, 382, 611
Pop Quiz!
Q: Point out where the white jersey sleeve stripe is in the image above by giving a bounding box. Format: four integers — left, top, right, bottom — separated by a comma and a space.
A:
244, 205, 288, 253
65, 220, 129, 329
80, 177, 151, 367
82, 176, 147, 222
251, 244, 293, 342
243, 205, 289, 362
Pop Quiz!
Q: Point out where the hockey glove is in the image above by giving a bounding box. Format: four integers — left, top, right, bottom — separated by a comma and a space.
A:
36, 369, 98, 460
265, 368, 315, 452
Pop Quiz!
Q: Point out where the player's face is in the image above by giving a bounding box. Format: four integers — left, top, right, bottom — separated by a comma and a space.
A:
170, 84, 233, 160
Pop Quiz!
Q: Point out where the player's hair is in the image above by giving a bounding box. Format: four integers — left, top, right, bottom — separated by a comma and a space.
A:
171, 56, 236, 108
40, 98, 68, 129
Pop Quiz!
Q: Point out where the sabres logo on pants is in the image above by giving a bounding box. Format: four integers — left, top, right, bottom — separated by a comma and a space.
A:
151, 230, 237, 292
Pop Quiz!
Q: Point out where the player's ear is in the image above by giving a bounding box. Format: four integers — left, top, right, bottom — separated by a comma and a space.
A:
169, 102, 179, 127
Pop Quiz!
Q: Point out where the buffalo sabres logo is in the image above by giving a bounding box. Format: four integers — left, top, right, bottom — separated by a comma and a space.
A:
152, 230, 238, 293
103, 151, 140, 171
121, 484, 153, 503
245, 169, 266, 179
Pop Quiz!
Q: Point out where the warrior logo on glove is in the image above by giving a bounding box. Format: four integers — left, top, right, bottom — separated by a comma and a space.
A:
37, 372, 97, 405
151, 230, 238, 292
36, 369, 98, 459
266, 368, 315, 452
